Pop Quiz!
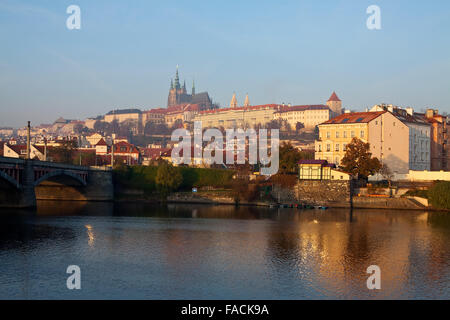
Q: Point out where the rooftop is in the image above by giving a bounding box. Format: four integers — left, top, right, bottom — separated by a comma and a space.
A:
106, 109, 142, 115
327, 92, 341, 102
321, 111, 385, 125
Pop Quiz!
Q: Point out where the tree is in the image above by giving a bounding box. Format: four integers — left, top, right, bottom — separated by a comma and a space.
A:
93, 120, 111, 134
266, 119, 282, 130
295, 122, 305, 132
428, 182, 450, 210
49, 140, 78, 164
155, 162, 182, 199
73, 123, 86, 135
340, 138, 381, 179
278, 142, 312, 174
379, 163, 394, 187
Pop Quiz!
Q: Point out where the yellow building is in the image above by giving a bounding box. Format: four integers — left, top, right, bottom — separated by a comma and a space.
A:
193, 104, 278, 129
298, 160, 351, 180
315, 111, 411, 174
274, 105, 331, 129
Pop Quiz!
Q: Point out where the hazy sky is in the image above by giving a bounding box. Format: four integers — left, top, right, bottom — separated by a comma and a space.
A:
1, 0, 449, 127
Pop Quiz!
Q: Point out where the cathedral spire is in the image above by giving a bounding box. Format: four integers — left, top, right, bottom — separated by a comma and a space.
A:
170, 79, 174, 90
192, 80, 195, 96
174, 65, 180, 89
230, 92, 238, 108
244, 93, 250, 107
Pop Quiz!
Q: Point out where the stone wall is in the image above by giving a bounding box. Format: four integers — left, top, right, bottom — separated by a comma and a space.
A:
295, 180, 351, 205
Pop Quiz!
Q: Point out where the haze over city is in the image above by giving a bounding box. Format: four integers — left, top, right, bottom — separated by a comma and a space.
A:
1, 0, 450, 128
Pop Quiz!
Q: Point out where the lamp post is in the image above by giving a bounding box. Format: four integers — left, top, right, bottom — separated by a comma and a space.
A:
26, 121, 31, 160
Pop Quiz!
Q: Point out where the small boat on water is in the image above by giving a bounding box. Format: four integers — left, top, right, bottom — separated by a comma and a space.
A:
315, 206, 329, 210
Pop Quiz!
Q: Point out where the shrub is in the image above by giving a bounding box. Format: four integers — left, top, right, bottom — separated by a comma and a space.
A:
155, 162, 182, 199
428, 182, 450, 210
114, 165, 234, 193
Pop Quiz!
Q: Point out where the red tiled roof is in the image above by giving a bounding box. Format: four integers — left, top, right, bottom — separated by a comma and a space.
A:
144, 108, 168, 114
96, 138, 107, 146
113, 141, 139, 154
166, 104, 200, 114
142, 147, 171, 159
6, 144, 27, 154
298, 159, 329, 165
327, 92, 341, 102
321, 111, 385, 125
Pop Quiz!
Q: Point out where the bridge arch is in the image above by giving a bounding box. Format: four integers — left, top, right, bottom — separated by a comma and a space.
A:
34, 169, 87, 187
0, 170, 20, 189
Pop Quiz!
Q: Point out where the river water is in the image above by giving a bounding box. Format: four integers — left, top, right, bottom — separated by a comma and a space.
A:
0, 201, 449, 299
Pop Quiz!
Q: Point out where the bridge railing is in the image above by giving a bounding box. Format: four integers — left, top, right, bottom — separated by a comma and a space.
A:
0, 156, 111, 171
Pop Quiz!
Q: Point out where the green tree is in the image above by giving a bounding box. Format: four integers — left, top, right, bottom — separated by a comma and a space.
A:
340, 138, 381, 179
278, 142, 312, 174
155, 162, 182, 199
428, 182, 450, 210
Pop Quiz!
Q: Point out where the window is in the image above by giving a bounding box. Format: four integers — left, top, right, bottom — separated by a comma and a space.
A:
318, 144, 322, 152
336, 132, 340, 138
343, 131, 347, 138
326, 132, 330, 138
360, 131, 365, 138
326, 144, 331, 152
343, 143, 347, 151
335, 144, 340, 152
351, 131, 355, 138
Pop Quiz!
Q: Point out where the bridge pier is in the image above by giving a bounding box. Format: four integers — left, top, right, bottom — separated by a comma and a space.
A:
19, 160, 37, 208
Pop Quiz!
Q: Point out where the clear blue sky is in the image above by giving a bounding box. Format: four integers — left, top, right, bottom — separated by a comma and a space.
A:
1, 0, 449, 127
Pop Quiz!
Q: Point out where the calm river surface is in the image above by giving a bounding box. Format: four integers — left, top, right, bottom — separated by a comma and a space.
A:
0, 201, 449, 299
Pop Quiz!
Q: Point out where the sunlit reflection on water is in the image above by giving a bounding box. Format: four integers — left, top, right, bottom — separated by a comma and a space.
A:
0, 202, 448, 299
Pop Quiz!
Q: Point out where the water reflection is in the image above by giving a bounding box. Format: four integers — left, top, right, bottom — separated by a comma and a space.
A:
0, 202, 448, 299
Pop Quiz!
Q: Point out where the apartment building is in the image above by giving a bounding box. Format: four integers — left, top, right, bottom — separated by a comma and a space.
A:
370, 105, 431, 171
315, 111, 412, 174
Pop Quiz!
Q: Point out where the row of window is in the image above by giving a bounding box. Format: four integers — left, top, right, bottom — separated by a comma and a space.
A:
323, 130, 365, 139
318, 143, 348, 152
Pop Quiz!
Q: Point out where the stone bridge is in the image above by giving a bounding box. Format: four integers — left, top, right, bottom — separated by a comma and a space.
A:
0, 156, 113, 208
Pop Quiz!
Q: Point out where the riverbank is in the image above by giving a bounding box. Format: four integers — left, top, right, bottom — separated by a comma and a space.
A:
115, 190, 439, 211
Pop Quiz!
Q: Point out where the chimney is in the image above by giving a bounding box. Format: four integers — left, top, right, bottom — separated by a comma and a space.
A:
406, 107, 414, 116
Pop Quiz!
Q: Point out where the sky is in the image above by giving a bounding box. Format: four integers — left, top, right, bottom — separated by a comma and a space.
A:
0, 0, 449, 128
